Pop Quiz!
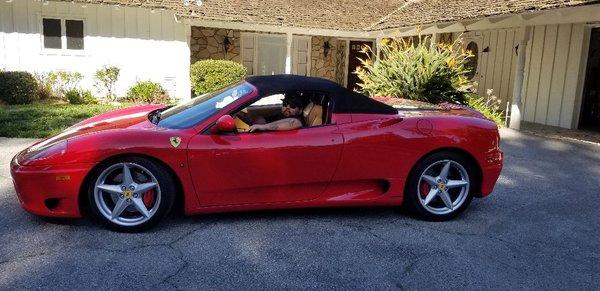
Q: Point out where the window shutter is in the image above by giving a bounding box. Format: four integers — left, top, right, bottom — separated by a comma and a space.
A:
241, 34, 254, 75
292, 36, 310, 76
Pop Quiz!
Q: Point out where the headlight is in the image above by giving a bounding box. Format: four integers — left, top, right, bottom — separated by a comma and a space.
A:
20, 140, 67, 165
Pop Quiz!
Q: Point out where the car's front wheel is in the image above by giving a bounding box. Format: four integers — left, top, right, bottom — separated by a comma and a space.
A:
404, 152, 476, 221
87, 157, 175, 231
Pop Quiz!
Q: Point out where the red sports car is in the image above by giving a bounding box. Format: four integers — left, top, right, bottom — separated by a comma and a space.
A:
11, 75, 503, 231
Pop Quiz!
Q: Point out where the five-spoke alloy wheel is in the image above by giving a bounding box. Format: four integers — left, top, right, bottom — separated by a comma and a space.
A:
404, 152, 476, 221
88, 157, 175, 231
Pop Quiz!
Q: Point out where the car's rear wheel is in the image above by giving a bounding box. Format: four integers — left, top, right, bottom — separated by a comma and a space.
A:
404, 152, 476, 221
87, 157, 175, 231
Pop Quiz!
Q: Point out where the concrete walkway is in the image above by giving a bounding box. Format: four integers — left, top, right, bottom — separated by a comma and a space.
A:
521, 121, 600, 145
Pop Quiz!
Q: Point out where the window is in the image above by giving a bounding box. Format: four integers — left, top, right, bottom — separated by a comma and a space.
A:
66, 20, 84, 50
465, 41, 478, 79
232, 90, 330, 133
42, 18, 61, 49
255, 35, 286, 75
42, 18, 84, 50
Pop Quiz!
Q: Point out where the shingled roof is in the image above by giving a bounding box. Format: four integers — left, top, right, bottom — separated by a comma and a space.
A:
56, 0, 600, 31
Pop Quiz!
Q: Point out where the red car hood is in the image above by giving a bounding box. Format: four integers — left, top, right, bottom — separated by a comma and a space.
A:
27, 104, 164, 152
72, 104, 164, 128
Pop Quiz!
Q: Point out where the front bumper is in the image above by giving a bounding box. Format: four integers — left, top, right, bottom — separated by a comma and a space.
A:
10, 154, 96, 218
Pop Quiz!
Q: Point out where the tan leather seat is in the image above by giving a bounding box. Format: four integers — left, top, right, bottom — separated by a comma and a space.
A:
303, 102, 323, 126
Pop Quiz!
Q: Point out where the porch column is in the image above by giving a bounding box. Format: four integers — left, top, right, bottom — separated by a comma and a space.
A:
375, 37, 382, 62
285, 32, 293, 74
430, 32, 438, 48
509, 26, 532, 130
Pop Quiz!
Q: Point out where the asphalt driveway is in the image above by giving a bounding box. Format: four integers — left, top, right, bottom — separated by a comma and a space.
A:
0, 131, 598, 290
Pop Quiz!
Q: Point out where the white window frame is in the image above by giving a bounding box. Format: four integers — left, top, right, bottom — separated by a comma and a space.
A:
39, 14, 86, 56
241, 32, 287, 76
255, 33, 287, 76
240, 32, 313, 77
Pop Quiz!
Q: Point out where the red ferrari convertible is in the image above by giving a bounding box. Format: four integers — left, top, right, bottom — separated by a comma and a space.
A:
11, 75, 502, 231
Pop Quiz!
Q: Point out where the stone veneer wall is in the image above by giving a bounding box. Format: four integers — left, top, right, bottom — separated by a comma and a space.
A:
190, 30, 350, 86
310, 36, 339, 81
334, 40, 347, 86
190, 27, 241, 64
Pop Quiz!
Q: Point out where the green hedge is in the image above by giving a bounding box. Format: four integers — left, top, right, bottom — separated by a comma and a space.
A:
190, 60, 246, 96
66, 89, 97, 105
126, 81, 169, 103
0, 71, 39, 105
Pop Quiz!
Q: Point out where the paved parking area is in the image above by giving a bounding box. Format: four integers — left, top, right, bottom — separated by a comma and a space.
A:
0, 131, 599, 290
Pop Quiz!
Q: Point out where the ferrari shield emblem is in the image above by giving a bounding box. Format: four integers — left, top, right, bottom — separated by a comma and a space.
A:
170, 136, 181, 148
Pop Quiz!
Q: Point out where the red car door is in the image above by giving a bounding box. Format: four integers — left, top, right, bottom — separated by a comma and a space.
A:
187, 125, 343, 206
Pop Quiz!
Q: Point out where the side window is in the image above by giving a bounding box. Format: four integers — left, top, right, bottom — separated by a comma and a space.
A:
42, 18, 84, 50
231, 91, 330, 133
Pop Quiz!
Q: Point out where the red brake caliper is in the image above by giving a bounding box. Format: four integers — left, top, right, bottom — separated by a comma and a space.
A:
420, 182, 430, 198
142, 190, 156, 208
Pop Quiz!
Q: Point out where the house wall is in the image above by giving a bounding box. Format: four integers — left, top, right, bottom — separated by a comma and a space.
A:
191, 30, 346, 84
334, 40, 347, 85
0, 0, 191, 99
310, 36, 336, 80
456, 29, 519, 108
190, 27, 241, 64
521, 24, 588, 128
310, 36, 342, 82
456, 24, 588, 129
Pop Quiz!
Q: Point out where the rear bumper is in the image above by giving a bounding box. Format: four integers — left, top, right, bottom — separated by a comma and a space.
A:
479, 149, 503, 197
10, 155, 95, 218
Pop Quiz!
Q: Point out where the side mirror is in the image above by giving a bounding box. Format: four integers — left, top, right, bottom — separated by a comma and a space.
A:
215, 115, 235, 133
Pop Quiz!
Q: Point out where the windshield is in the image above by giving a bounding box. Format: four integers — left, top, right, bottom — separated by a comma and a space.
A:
157, 82, 254, 129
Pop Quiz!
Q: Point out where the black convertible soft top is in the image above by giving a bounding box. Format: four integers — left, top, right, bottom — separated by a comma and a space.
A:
246, 75, 397, 115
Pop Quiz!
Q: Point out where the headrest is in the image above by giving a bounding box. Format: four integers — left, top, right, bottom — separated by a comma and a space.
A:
303, 102, 315, 117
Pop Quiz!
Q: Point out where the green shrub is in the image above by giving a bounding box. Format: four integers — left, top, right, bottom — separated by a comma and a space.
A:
95, 66, 120, 100
190, 60, 246, 96
0, 71, 39, 105
34, 72, 57, 100
126, 81, 170, 103
465, 89, 505, 127
356, 36, 472, 104
49, 71, 83, 97
65, 89, 97, 105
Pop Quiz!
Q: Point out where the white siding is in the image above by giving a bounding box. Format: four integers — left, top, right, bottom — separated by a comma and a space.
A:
461, 24, 588, 129
0, 0, 191, 99
522, 23, 587, 128
461, 29, 519, 107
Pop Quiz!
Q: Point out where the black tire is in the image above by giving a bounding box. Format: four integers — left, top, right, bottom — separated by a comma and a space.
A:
403, 151, 477, 221
86, 156, 175, 232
